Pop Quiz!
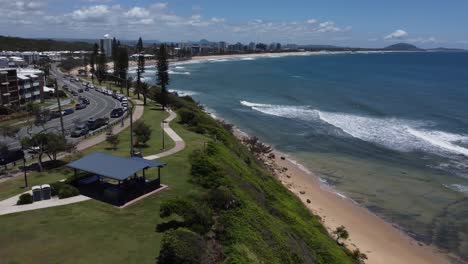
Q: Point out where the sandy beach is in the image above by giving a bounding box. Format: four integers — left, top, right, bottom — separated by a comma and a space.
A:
234, 129, 452, 264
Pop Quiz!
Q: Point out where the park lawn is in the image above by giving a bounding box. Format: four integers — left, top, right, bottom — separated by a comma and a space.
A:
0, 102, 176, 201
0, 103, 207, 263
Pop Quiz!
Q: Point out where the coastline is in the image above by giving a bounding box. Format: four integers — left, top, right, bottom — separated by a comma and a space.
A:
231, 127, 452, 264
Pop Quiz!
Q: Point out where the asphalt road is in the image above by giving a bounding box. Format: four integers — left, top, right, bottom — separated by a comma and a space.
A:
1, 66, 121, 150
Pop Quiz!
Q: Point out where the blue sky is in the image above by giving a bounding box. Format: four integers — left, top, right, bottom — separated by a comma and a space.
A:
1, 0, 467, 48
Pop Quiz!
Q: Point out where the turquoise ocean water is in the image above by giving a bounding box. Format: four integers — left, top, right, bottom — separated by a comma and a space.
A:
137, 51, 468, 259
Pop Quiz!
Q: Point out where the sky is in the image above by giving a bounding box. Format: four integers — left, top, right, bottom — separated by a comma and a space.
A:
1, 0, 467, 48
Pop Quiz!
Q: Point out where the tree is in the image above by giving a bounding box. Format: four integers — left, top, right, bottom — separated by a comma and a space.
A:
157, 44, 170, 109
114, 46, 129, 93
135, 37, 145, 100
106, 133, 120, 150
21, 132, 74, 171
133, 121, 152, 146
157, 228, 205, 264
111, 37, 118, 63
160, 198, 214, 234
333, 225, 349, 245
96, 44, 107, 84
242, 136, 272, 155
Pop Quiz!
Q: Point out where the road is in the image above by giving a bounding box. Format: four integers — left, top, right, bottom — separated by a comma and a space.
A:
1, 65, 121, 150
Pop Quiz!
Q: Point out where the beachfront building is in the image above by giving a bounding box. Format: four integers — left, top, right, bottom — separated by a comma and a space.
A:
100, 35, 113, 58
0, 57, 8, 68
17, 68, 45, 104
0, 68, 20, 106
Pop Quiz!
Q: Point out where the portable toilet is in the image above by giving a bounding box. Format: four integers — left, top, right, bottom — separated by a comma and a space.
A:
32, 186, 42, 201
41, 184, 51, 200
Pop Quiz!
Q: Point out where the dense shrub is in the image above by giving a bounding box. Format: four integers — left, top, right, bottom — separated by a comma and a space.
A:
157, 228, 205, 264
160, 198, 214, 234
58, 184, 79, 199
50, 181, 66, 196
208, 186, 236, 210
178, 108, 197, 125
17, 193, 33, 205
190, 151, 225, 189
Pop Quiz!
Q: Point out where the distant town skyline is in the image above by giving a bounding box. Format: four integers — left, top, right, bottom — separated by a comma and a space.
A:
1, 0, 467, 49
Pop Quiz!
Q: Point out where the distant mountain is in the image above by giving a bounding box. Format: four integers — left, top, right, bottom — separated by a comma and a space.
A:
0, 35, 93, 51
384, 43, 424, 51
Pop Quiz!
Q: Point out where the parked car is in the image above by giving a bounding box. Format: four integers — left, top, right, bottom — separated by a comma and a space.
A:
88, 84, 95, 89
62, 85, 69, 91
121, 102, 128, 108
62, 108, 74, 116
71, 91, 78, 96
110, 108, 124, 118
84, 87, 90, 91
81, 98, 90, 105
0, 149, 25, 166
88, 117, 109, 130
75, 103, 86, 110
50, 110, 62, 119
78, 88, 84, 93
106, 90, 113, 96
71, 123, 89, 137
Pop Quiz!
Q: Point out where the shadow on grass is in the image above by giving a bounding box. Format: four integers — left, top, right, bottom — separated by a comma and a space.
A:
155, 220, 186, 233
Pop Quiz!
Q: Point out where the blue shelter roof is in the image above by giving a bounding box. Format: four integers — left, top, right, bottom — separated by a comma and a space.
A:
67, 152, 166, 181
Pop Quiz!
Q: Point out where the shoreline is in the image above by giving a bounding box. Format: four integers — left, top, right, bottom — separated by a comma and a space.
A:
231, 127, 452, 264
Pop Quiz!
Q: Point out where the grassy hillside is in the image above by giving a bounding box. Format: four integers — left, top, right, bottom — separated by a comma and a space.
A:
0, 35, 93, 51
0, 95, 358, 263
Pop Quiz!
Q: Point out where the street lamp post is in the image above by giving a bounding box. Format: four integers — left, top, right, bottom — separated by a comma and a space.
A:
23, 158, 28, 188
162, 121, 168, 150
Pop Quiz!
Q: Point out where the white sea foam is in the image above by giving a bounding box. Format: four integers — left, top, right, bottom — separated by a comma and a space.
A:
240, 100, 468, 158
168, 70, 191, 75
444, 184, 468, 196
168, 89, 198, 96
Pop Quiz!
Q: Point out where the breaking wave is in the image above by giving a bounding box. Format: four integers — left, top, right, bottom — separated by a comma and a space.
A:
240, 100, 468, 158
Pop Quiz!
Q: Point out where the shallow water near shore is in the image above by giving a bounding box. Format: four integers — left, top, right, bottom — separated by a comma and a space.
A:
138, 51, 468, 259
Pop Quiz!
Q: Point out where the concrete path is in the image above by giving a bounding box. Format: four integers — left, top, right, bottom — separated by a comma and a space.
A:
0, 104, 186, 214
0, 191, 90, 216
145, 110, 186, 160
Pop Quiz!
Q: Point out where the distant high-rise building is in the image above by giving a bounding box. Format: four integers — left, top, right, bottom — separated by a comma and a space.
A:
99, 34, 113, 58
248, 42, 256, 51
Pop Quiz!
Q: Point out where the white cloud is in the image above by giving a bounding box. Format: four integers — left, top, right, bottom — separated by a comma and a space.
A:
211, 17, 225, 23
307, 19, 317, 24
71, 5, 110, 21
408, 36, 438, 44
384, 29, 408, 40
150, 3, 168, 10
124, 7, 149, 18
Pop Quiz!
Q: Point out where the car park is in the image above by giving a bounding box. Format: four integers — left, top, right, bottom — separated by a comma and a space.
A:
110, 108, 124, 118
71, 123, 89, 137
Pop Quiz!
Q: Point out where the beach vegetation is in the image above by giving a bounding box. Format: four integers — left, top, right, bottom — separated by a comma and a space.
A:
333, 225, 350, 245
157, 228, 206, 264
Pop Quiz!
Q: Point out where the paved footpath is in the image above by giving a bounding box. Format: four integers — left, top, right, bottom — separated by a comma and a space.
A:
145, 110, 186, 160
0, 106, 186, 215
0, 191, 90, 216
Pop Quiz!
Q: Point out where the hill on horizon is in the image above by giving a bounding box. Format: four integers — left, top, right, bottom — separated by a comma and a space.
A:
384, 43, 424, 51
0, 35, 93, 52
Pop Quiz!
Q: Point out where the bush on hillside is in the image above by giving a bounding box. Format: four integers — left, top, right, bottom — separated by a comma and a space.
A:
50, 181, 66, 196
58, 184, 79, 199
208, 186, 237, 210
157, 228, 206, 264
160, 198, 214, 234
190, 151, 225, 189
17, 193, 33, 205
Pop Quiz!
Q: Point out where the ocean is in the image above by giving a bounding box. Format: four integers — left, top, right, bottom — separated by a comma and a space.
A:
138, 51, 468, 259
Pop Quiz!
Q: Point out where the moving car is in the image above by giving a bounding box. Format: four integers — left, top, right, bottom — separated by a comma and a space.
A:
0, 149, 25, 166
110, 108, 124, 118
50, 110, 62, 119
71, 123, 89, 137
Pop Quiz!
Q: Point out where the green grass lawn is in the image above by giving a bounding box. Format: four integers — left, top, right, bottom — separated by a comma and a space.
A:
0, 101, 206, 264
